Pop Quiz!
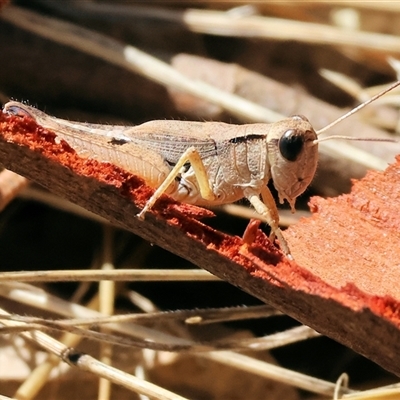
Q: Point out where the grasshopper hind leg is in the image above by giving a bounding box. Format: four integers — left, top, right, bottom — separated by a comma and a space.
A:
137, 146, 216, 219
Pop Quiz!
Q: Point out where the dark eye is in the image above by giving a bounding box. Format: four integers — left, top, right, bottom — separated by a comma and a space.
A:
279, 129, 305, 161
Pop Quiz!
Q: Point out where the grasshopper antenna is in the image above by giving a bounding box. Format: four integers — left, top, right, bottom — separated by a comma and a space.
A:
314, 80, 400, 141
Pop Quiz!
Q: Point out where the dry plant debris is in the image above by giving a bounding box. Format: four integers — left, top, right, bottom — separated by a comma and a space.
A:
2, 1, 400, 399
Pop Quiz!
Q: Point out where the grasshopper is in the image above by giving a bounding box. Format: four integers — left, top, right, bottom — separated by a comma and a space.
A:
3, 81, 399, 258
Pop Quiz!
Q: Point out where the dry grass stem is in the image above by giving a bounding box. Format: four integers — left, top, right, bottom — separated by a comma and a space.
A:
98, 227, 116, 400
2, 304, 277, 326
320, 69, 367, 101
70, 353, 190, 400
13, 296, 100, 400
203, 351, 355, 396
1, 6, 283, 124
0, 269, 217, 282
0, 312, 318, 352
318, 139, 390, 171
1, 306, 189, 400
182, 8, 400, 54
0, 283, 196, 347
310, 1, 400, 12
342, 385, 400, 400
2, 2, 400, 398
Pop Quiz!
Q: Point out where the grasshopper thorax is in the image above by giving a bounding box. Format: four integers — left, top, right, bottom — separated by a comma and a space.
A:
267, 115, 318, 212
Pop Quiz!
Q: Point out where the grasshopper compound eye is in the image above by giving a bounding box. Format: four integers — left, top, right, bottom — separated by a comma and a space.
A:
278, 129, 305, 162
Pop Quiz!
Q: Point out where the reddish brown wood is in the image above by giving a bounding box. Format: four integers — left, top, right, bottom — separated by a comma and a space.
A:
1, 110, 400, 376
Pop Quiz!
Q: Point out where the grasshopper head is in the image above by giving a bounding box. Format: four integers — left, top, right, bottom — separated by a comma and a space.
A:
267, 115, 318, 212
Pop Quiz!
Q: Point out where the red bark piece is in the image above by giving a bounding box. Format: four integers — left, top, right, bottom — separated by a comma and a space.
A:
286, 162, 400, 300
1, 110, 400, 376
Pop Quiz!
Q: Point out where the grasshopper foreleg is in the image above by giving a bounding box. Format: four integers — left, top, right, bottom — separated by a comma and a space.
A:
246, 186, 292, 259
137, 146, 216, 219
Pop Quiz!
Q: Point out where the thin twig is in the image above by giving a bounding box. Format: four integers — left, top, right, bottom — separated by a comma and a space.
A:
203, 351, 355, 397
1, 5, 282, 124
182, 8, 400, 54
0, 307, 189, 400
0, 269, 218, 282
0, 282, 196, 347
98, 226, 115, 400
0, 313, 319, 352
13, 295, 100, 400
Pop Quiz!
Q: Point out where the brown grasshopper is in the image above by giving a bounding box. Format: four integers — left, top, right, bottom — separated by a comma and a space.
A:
4, 81, 399, 258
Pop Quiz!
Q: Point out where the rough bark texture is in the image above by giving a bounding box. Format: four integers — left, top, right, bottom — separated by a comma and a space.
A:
1, 110, 400, 376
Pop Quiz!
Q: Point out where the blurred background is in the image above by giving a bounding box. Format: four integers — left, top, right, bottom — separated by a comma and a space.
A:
1, 1, 400, 399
